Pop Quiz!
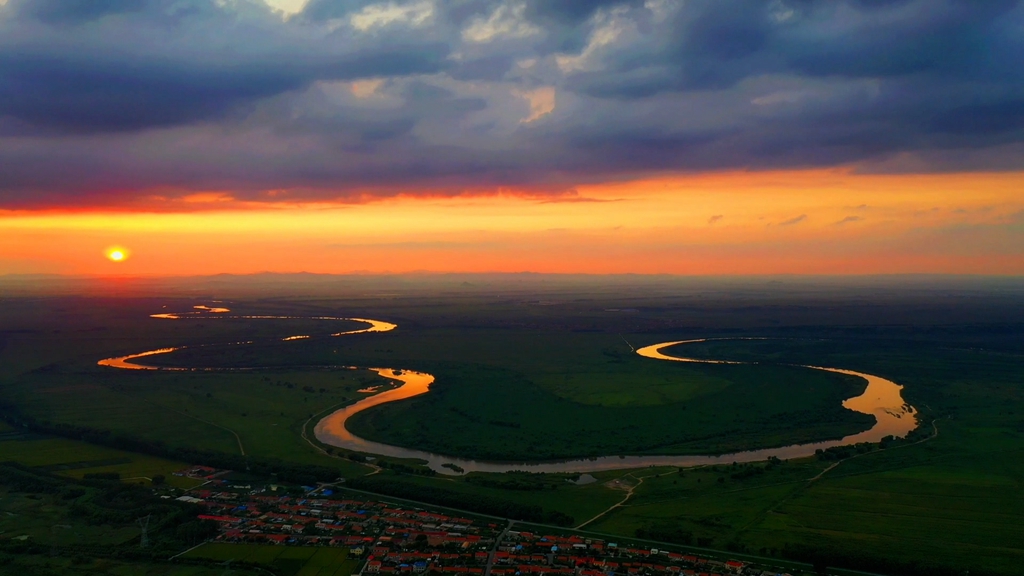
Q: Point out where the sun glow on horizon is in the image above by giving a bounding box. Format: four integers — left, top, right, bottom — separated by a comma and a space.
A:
1, 170, 1021, 276
105, 247, 129, 263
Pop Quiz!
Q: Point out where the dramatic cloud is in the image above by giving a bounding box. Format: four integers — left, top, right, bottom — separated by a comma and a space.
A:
1, 0, 1023, 208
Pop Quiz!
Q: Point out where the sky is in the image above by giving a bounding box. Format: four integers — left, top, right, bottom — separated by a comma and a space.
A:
0, 0, 1022, 275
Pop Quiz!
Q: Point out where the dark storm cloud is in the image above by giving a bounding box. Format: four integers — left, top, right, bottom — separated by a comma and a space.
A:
0, 0, 1022, 207
0, 0, 451, 133
568, 0, 1023, 95
15, 0, 148, 24
522, 0, 639, 25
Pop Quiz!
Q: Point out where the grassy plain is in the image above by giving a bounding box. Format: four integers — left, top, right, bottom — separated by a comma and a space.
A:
152, 326, 874, 461
2, 277, 1023, 575
4, 366, 375, 475
346, 352, 870, 460
183, 543, 358, 576
0, 555, 261, 576
0, 299, 375, 475
0, 434, 201, 488
1, 295, 874, 464
351, 469, 626, 526
0, 484, 139, 547
0, 461, 259, 575
581, 336, 1024, 576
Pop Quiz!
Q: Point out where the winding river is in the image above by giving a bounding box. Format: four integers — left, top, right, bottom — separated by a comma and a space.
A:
98, 306, 395, 370
99, 307, 918, 476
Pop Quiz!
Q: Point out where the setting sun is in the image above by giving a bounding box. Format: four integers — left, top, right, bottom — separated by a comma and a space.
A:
105, 247, 129, 262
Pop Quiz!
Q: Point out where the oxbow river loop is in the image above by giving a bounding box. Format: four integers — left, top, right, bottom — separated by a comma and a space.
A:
99, 307, 918, 475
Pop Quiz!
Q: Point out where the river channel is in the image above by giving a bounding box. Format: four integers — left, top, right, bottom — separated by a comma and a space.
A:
99, 307, 918, 476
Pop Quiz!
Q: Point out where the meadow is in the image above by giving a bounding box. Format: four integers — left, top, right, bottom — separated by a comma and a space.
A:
0, 432, 202, 488
0, 461, 232, 571
133, 325, 874, 461
4, 363, 375, 476
577, 336, 1024, 576
1, 293, 874, 464
0, 555, 262, 576
1, 278, 1022, 575
183, 543, 358, 576
345, 353, 869, 461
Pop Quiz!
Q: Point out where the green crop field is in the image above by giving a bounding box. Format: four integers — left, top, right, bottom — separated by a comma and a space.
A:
184, 543, 359, 576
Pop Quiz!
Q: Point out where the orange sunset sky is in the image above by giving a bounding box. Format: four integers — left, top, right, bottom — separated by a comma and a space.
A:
1, 1, 1022, 277
3, 169, 1021, 276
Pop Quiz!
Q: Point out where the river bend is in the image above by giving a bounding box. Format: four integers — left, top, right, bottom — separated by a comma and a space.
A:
98, 307, 918, 476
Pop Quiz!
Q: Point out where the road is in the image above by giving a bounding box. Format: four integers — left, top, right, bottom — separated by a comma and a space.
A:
484, 519, 515, 576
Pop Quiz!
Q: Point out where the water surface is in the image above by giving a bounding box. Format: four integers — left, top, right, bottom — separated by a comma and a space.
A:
315, 339, 917, 474
97, 307, 916, 476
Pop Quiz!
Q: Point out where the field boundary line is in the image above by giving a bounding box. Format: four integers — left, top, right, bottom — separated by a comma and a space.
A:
163, 406, 247, 456
169, 540, 209, 560
735, 418, 945, 534
619, 334, 635, 352
102, 386, 247, 456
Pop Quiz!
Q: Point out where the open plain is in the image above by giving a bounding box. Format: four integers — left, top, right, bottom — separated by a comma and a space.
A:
2, 276, 1023, 575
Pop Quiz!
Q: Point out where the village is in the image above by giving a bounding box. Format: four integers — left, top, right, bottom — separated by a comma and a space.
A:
172, 466, 798, 576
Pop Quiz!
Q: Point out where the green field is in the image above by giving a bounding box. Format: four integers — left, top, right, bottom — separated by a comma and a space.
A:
1, 297, 875, 464
0, 435, 202, 488
0, 462, 260, 575
142, 325, 874, 461
0, 462, 224, 566
346, 352, 870, 461
2, 284, 1023, 576
0, 484, 140, 548
3, 364, 375, 477
348, 468, 627, 526
183, 543, 359, 576
0, 555, 261, 576
574, 337, 1024, 576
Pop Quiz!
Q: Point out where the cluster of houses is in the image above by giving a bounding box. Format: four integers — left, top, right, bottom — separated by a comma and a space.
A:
173, 465, 227, 481
489, 531, 785, 576
191, 488, 503, 552
172, 468, 797, 576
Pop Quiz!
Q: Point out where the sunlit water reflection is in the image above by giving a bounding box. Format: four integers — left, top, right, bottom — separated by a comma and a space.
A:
97, 308, 394, 370
315, 340, 917, 475
98, 308, 916, 475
